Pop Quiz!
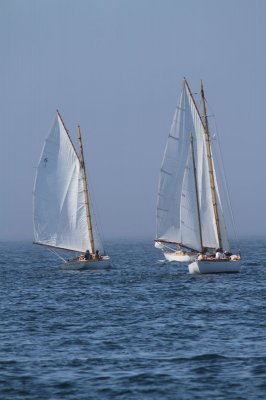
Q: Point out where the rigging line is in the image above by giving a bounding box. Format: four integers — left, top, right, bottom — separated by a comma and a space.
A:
205, 97, 240, 249
211, 144, 231, 240
85, 167, 106, 253
160, 243, 177, 252
194, 93, 216, 119
213, 118, 239, 248
92, 198, 105, 252
48, 248, 68, 263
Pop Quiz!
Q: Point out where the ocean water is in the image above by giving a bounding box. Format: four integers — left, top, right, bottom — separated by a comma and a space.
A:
0, 239, 266, 400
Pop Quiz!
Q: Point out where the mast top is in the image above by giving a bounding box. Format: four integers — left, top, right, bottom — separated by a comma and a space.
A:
200, 80, 205, 97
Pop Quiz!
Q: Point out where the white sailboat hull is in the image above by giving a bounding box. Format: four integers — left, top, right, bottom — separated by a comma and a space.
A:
62, 256, 111, 270
188, 260, 241, 274
164, 252, 193, 263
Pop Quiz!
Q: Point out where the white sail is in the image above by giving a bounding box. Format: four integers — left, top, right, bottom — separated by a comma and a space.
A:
213, 166, 230, 252
180, 141, 202, 251
156, 79, 229, 251
184, 82, 222, 249
156, 87, 190, 244
33, 114, 103, 254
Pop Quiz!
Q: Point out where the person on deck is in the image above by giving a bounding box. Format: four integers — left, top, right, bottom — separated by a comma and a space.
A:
223, 251, 232, 260
95, 250, 100, 260
84, 249, 91, 260
198, 252, 206, 260
215, 249, 223, 260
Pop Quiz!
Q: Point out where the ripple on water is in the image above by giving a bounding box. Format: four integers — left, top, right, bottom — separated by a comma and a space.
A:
0, 240, 266, 399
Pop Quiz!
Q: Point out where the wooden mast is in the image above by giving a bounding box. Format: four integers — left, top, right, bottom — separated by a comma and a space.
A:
190, 133, 203, 251
57, 110, 80, 159
77, 126, 95, 255
200, 80, 222, 249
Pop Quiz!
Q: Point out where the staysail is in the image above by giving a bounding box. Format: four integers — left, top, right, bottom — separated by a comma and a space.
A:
156, 79, 229, 251
179, 136, 202, 251
33, 113, 103, 254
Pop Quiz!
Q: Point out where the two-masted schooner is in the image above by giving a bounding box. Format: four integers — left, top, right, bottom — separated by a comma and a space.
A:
155, 78, 241, 273
33, 111, 111, 269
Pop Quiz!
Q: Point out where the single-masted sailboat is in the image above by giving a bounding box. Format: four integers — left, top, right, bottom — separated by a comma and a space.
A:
155, 78, 241, 273
33, 111, 111, 269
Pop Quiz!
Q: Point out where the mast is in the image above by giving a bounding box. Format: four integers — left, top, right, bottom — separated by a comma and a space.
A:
200, 80, 222, 249
77, 126, 95, 254
56, 110, 79, 158
184, 78, 202, 119
190, 133, 203, 251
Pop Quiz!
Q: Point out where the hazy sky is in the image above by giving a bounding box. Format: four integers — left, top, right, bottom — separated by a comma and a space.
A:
0, 0, 265, 241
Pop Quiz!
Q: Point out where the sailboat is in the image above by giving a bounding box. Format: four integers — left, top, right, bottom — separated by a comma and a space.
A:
155, 78, 241, 273
33, 111, 111, 269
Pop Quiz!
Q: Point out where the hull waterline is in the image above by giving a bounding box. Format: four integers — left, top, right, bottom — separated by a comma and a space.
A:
188, 260, 241, 274
62, 256, 111, 270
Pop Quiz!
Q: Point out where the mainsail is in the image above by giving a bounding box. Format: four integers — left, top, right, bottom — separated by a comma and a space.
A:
33, 113, 104, 254
156, 79, 229, 252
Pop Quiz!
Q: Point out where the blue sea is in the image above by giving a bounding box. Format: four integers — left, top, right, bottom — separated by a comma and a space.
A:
0, 239, 266, 399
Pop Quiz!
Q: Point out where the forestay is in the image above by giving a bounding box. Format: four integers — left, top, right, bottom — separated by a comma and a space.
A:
33, 114, 103, 254
156, 80, 229, 251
